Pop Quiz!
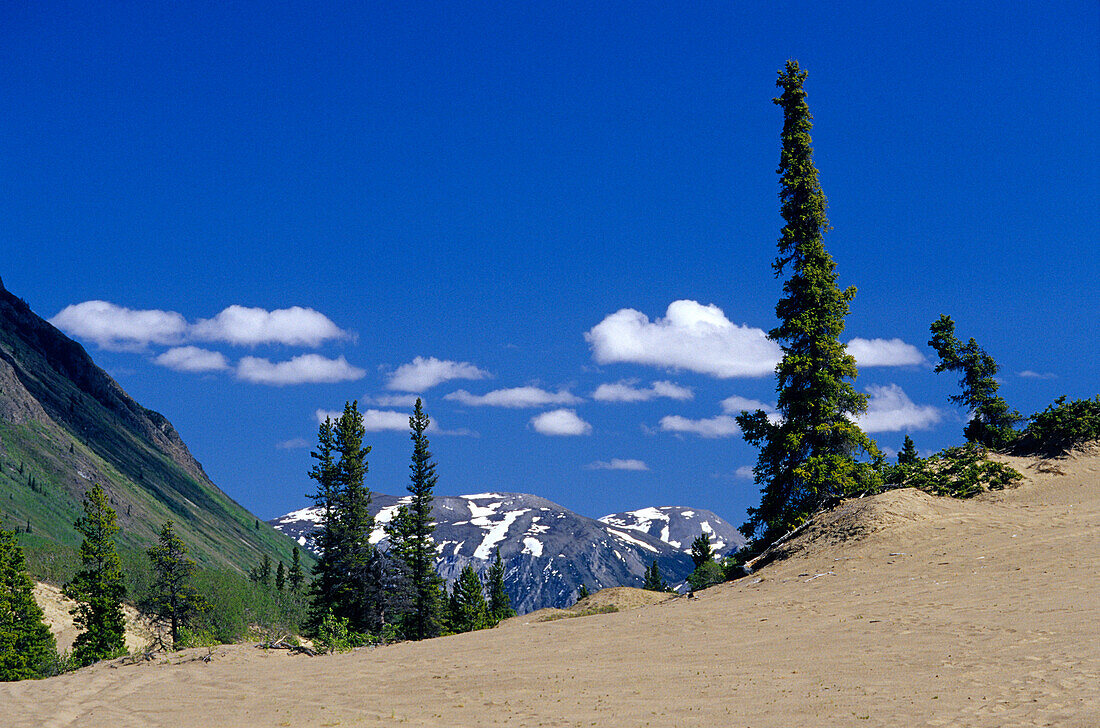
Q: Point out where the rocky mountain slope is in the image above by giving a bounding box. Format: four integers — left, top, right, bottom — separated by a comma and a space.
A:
270, 492, 742, 613
0, 276, 300, 573
598, 506, 745, 556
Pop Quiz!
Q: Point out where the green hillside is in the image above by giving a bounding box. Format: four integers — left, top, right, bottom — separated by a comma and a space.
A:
0, 277, 308, 578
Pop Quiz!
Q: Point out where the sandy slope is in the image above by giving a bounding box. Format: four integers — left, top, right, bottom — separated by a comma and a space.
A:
33, 583, 156, 655
4, 450, 1098, 727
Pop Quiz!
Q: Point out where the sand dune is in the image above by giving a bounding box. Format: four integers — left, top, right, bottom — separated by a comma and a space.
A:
4, 449, 1098, 727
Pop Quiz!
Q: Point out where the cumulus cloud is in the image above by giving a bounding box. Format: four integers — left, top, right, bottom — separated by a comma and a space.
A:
315, 407, 407, 432
855, 384, 941, 433
445, 387, 582, 408
51, 301, 348, 351
365, 393, 423, 408
720, 395, 773, 414
592, 380, 693, 403
192, 305, 348, 347
846, 338, 925, 367
658, 414, 741, 438
237, 355, 365, 385
585, 300, 781, 378
386, 356, 490, 392
50, 301, 188, 351
585, 459, 649, 471
734, 466, 755, 479
530, 409, 592, 436
153, 346, 230, 372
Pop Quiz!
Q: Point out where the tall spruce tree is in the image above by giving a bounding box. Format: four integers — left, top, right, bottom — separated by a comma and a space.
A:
385, 398, 446, 640
485, 549, 515, 625
146, 520, 207, 647
735, 61, 880, 553
0, 529, 57, 681
275, 562, 286, 592
306, 416, 340, 632
64, 483, 127, 665
288, 546, 304, 593
642, 561, 669, 592
449, 565, 489, 633
898, 435, 919, 465
929, 315, 1021, 449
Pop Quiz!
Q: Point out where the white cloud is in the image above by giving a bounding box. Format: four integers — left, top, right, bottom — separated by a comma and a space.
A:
585, 459, 649, 471
50, 300, 348, 351
530, 409, 592, 436
855, 384, 941, 433
1019, 370, 1056, 380
445, 386, 582, 408
192, 305, 348, 347
585, 300, 781, 378
153, 346, 230, 372
720, 395, 773, 414
275, 438, 312, 450
658, 414, 741, 438
592, 380, 693, 403
312, 407, 473, 436
387, 356, 490, 392
237, 355, 365, 385
846, 338, 925, 367
734, 466, 755, 479
365, 393, 422, 408
50, 301, 188, 351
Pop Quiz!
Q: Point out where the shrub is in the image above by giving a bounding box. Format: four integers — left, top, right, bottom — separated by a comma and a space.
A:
313, 610, 357, 654
884, 443, 1021, 498
687, 560, 726, 592
1015, 396, 1100, 455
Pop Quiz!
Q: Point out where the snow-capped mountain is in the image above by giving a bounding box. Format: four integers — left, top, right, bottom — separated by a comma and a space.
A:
269, 492, 741, 613
598, 506, 745, 557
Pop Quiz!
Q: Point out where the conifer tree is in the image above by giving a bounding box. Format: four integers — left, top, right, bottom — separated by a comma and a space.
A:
449, 565, 489, 633
146, 520, 207, 646
275, 561, 286, 592
64, 484, 127, 665
898, 435, 919, 465
306, 416, 340, 632
485, 549, 515, 625
386, 398, 446, 640
689, 534, 714, 569
256, 554, 272, 588
288, 546, 304, 593
642, 561, 669, 592
929, 315, 1021, 449
576, 584, 590, 601
0, 529, 56, 680
736, 61, 880, 553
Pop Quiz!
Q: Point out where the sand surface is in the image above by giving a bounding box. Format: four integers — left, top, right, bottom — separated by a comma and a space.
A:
4, 449, 1098, 727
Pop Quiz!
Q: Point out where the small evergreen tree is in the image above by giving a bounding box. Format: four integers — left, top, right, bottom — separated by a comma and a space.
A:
929, 315, 1021, 449
251, 554, 272, 588
689, 534, 714, 569
485, 550, 515, 625
146, 520, 207, 647
0, 529, 57, 680
576, 584, 590, 601
64, 484, 127, 665
385, 398, 446, 640
449, 565, 489, 633
288, 546, 304, 593
275, 562, 286, 592
898, 435, 919, 465
736, 61, 881, 555
642, 561, 669, 592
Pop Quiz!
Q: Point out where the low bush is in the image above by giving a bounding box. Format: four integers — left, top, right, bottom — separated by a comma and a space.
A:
884, 443, 1021, 498
1014, 395, 1100, 455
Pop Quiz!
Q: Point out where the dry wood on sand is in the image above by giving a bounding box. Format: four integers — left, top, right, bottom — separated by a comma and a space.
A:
5, 449, 1098, 727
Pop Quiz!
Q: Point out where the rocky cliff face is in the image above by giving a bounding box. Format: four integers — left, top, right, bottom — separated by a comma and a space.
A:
271, 492, 743, 613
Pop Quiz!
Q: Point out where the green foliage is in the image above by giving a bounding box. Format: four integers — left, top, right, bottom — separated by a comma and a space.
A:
687, 560, 726, 593
386, 398, 446, 640
884, 443, 1022, 498
175, 568, 307, 645
898, 435, 919, 465
145, 520, 208, 646
249, 554, 272, 587
642, 561, 670, 592
287, 546, 304, 593
689, 534, 714, 569
275, 561, 285, 592
448, 564, 490, 633
929, 315, 1022, 449
737, 61, 881, 551
576, 584, 590, 601
1015, 395, 1100, 455
64, 484, 127, 666
306, 402, 393, 636
314, 609, 355, 654
0, 529, 57, 680
486, 549, 515, 625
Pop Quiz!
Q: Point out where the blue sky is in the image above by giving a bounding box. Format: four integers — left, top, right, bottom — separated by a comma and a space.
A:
3, 3, 1097, 524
